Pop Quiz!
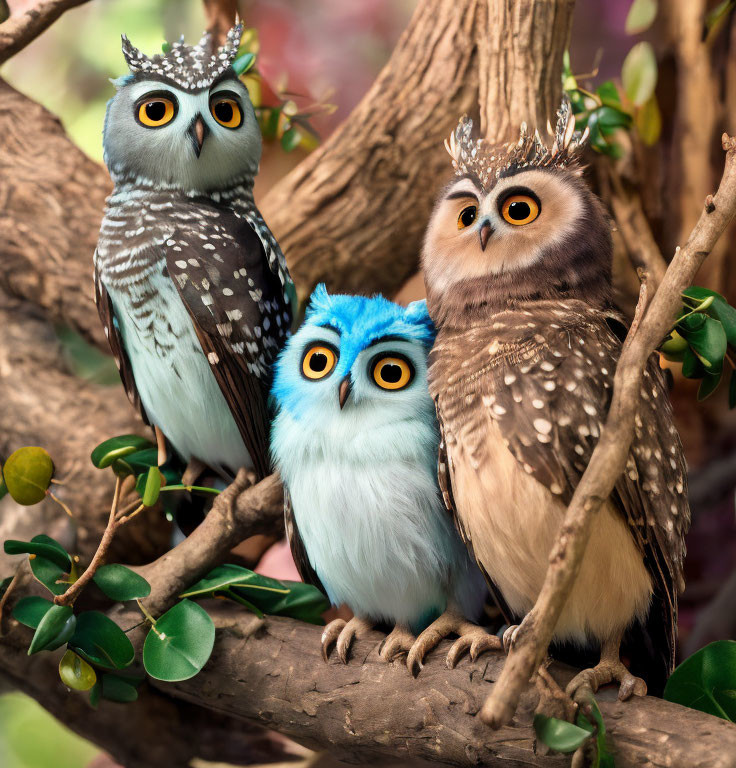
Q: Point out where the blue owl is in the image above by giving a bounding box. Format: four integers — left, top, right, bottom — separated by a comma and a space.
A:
271, 286, 498, 671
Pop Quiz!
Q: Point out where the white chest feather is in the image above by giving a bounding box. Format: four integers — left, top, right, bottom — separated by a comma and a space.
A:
273, 408, 483, 628
106, 267, 249, 471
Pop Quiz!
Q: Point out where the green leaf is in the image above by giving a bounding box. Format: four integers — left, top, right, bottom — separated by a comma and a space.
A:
281, 127, 302, 152
664, 640, 736, 721
54, 325, 120, 387
660, 330, 688, 360
698, 370, 722, 401
622, 42, 658, 106
729, 370, 736, 409
232, 52, 255, 75
681, 347, 705, 379
705, 0, 736, 40
143, 599, 215, 682
69, 611, 134, 670
89, 681, 101, 709
687, 316, 728, 373
683, 286, 736, 347
140, 465, 162, 507
91, 435, 154, 469
595, 80, 621, 106
12, 596, 54, 628
625, 0, 658, 34
28, 604, 76, 655
533, 713, 591, 753
93, 564, 151, 601
59, 649, 97, 691
594, 105, 632, 135
233, 580, 329, 625
4, 536, 71, 572
635, 94, 661, 146
101, 673, 139, 703
2, 447, 54, 506
0, 466, 8, 502
180, 563, 289, 599
0, 0, 9, 24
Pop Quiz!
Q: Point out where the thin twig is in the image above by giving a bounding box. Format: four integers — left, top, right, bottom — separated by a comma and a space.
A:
481, 134, 736, 728
0, 562, 23, 636
54, 476, 123, 607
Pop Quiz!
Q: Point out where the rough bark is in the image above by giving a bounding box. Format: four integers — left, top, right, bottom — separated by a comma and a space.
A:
259, 0, 574, 305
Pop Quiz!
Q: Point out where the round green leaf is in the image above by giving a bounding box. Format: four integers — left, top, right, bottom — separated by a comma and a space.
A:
533, 713, 591, 753
143, 599, 215, 682
622, 42, 658, 107
594, 105, 631, 136
240, 580, 330, 625
664, 640, 736, 721
59, 649, 97, 691
28, 604, 76, 655
4, 536, 71, 572
12, 596, 54, 629
688, 316, 728, 372
3, 447, 54, 506
281, 127, 302, 152
681, 347, 705, 380
101, 673, 139, 703
89, 681, 101, 709
684, 286, 736, 347
698, 371, 722, 401
91, 435, 153, 469
93, 564, 151, 601
69, 611, 134, 670
625, 0, 658, 34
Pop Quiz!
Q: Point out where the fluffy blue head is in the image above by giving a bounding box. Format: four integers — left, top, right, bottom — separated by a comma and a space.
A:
271, 286, 435, 420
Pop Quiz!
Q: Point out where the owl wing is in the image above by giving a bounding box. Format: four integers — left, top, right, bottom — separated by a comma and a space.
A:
436, 416, 513, 624
166, 211, 292, 479
93, 256, 149, 426
479, 311, 687, 672
283, 486, 327, 596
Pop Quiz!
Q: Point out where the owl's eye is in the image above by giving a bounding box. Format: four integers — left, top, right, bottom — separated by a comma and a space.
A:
302, 344, 338, 380
136, 96, 177, 128
500, 193, 540, 226
210, 95, 243, 129
457, 205, 477, 229
371, 354, 414, 391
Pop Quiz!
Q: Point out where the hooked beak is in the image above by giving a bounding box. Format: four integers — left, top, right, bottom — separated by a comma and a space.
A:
338, 375, 352, 410
479, 219, 494, 251
187, 114, 209, 158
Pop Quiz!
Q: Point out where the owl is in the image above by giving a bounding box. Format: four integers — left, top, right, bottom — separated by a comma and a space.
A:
420, 100, 690, 700
94, 25, 293, 479
270, 286, 494, 668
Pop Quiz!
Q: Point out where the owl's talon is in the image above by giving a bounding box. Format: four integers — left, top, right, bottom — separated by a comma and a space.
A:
503, 624, 520, 655
329, 617, 374, 664
407, 609, 498, 674
379, 624, 415, 662
321, 618, 346, 662
565, 640, 647, 704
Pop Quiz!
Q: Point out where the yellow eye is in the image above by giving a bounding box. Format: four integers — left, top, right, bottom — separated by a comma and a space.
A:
457, 205, 477, 229
302, 345, 337, 380
137, 97, 176, 127
372, 355, 414, 391
501, 194, 540, 225
210, 97, 242, 128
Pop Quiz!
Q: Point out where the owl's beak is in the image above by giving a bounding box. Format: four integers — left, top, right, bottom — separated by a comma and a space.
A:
338, 375, 352, 410
479, 219, 494, 251
187, 114, 209, 158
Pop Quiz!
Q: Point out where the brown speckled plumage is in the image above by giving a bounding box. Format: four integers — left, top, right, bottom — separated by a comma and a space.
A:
423, 105, 690, 691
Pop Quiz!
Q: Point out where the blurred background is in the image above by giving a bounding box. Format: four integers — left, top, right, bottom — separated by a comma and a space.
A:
1, 0, 734, 765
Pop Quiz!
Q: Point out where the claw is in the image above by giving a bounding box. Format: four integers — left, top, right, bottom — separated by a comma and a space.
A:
407, 609, 500, 675
379, 624, 415, 662
321, 618, 346, 662
502, 624, 519, 655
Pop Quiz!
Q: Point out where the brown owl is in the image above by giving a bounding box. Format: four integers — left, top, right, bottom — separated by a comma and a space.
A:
419, 101, 690, 700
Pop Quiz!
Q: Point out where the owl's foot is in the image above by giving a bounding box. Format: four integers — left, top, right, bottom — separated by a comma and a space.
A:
503, 624, 520, 654
321, 617, 374, 664
154, 426, 167, 467
565, 636, 647, 704
379, 624, 415, 662
407, 610, 501, 676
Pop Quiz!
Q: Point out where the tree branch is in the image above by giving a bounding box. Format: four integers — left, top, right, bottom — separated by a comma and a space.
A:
0, 0, 91, 65
481, 134, 736, 728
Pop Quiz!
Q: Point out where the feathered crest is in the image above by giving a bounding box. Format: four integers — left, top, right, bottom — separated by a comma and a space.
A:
444, 98, 588, 188
120, 24, 243, 91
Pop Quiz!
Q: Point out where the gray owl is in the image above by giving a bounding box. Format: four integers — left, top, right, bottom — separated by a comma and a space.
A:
421, 101, 690, 700
94, 25, 293, 478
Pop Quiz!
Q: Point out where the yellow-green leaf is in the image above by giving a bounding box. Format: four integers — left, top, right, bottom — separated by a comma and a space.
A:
625, 0, 657, 35
622, 42, 658, 107
635, 94, 661, 146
